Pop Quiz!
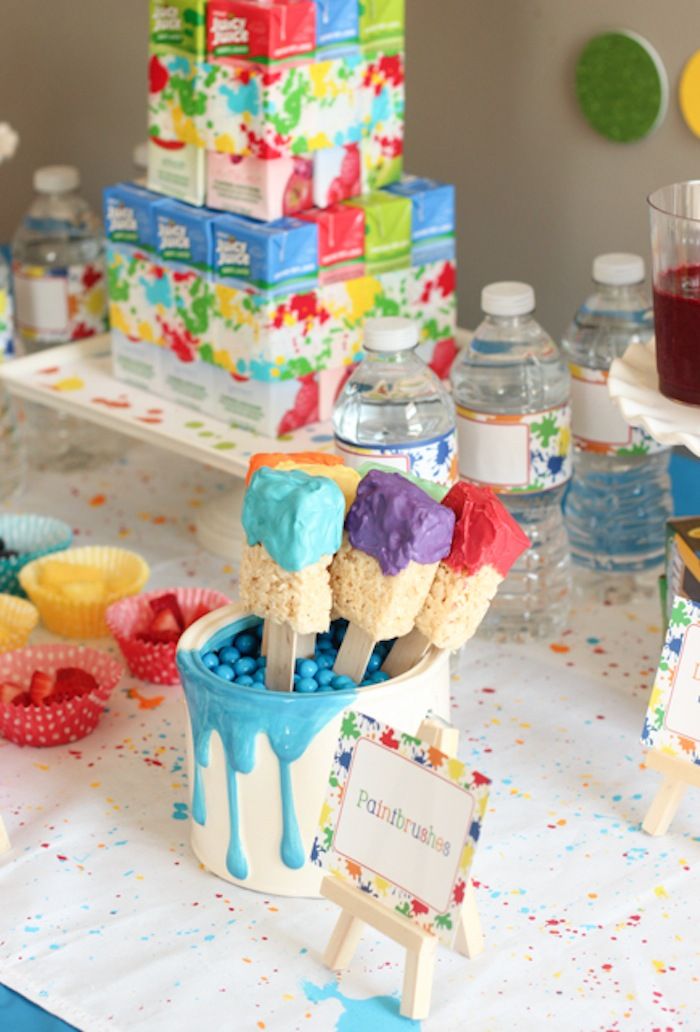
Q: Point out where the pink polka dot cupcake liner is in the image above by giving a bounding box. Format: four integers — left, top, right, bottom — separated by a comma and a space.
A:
0, 643, 124, 747
105, 587, 232, 685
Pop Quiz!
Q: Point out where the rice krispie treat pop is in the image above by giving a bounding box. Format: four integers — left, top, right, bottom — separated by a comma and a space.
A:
240, 467, 345, 690
330, 470, 455, 682
384, 481, 530, 675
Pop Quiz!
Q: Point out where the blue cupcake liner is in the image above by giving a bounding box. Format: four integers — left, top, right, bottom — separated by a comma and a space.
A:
0, 514, 73, 597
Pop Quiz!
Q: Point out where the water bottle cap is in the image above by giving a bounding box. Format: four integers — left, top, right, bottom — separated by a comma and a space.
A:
592, 253, 645, 285
364, 317, 418, 352
133, 142, 149, 171
481, 282, 535, 316
34, 165, 80, 194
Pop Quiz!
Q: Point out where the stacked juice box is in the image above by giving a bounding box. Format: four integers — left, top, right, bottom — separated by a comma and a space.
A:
105, 176, 457, 436
107, 0, 459, 438
147, 0, 405, 215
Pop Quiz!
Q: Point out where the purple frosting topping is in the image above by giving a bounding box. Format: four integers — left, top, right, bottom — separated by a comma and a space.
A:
346, 470, 456, 575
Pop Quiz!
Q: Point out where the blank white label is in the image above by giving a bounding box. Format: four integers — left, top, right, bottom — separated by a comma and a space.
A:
13, 271, 69, 337
570, 374, 631, 446
456, 414, 529, 487
333, 736, 474, 914
665, 625, 700, 743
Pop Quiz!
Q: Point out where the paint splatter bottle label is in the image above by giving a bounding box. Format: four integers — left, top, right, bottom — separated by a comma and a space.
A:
569, 365, 666, 455
456, 403, 572, 492
334, 428, 458, 486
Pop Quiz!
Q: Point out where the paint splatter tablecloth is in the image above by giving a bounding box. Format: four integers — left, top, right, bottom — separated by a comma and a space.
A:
1, 443, 699, 1032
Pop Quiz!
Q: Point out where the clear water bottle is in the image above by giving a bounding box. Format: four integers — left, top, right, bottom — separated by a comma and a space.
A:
12, 165, 108, 468
333, 316, 457, 485
562, 253, 672, 603
0, 252, 24, 501
451, 282, 572, 640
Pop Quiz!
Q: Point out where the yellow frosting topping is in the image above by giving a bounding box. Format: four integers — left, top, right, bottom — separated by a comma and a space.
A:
275, 461, 360, 512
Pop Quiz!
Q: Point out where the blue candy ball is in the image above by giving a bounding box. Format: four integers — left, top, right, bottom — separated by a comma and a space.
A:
253, 668, 266, 684
201, 652, 219, 669
332, 675, 353, 690
256, 655, 267, 668
234, 631, 258, 656
236, 675, 255, 686
234, 656, 257, 676
218, 646, 240, 665
316, 654, 334, 669
297, 658, 318, 678
317, 669, 334, 686
367, 653, 382, 672
213, 663, 235, 681
373, 670, 389, 683
296, 677, 318, 693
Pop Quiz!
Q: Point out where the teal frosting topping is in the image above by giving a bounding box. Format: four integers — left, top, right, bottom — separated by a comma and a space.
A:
242, 467, 345, 572
357, 461, 448, 502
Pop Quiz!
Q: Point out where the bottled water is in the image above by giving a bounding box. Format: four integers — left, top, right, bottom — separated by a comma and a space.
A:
451, 282, 572, 640
0, 252, 24, 501
562, 253, 672, 602
12, 165, 108, 469
333, 316, 457, 485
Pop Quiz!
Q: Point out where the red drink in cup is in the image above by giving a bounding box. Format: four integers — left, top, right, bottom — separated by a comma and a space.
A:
649, 182, 700, 406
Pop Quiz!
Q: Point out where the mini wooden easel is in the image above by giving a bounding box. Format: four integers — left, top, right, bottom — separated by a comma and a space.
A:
0, 814, 10, 855
642, 749, 700, 836
320, 716, 484, 1020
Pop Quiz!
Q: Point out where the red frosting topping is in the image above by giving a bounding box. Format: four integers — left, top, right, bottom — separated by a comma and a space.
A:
441, 482, 530, 577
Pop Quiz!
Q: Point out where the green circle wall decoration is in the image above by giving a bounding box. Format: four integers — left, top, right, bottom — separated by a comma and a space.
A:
575, 30, 668, 142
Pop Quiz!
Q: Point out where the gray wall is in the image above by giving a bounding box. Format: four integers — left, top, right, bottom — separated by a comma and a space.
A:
1, 0, 699, 336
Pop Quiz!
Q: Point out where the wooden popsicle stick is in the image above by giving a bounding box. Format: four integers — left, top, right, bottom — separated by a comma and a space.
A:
642, 749, 700, 836
265, 620, 297, 692
383, 627, 431, 679
296, 633, 316, 659
333, 623, 376, 682
260, 619, 270, 657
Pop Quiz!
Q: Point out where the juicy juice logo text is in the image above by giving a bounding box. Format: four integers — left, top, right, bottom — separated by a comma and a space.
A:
217, 234, 251, 270
158, 219, 191, 257
211, 13, 249, 49
355, 788, 452, 856
153, 5, 182, 34
106, 200, 138, 238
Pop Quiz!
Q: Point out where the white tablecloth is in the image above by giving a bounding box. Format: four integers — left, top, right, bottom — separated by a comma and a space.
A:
0, 443, 698, 1032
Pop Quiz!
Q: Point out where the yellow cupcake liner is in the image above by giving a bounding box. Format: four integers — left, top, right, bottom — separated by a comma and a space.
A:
19, 546, 150, 639
0, 594, 40, 652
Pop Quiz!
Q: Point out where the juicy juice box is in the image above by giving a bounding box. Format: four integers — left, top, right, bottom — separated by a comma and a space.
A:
297, 205, 365, 282
207, 152, 314, 220
207, 0, 316, 63
203, 52, 363, 157
313, 143, 361, 206
358, 0, 404, 44
154, 200, 216, 380
345, 190, 410, 273
212, 214, 318, 291
104, 183, 169, 352
148, 53, 207, 150
150, 0, 207, 57
314, 0, 359, 50
360, 46, 404, 191
387, 176, 455, 263
148, 136, 206, 206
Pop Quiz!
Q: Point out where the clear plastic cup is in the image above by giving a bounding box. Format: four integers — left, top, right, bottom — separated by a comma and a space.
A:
648, 181, 700, 405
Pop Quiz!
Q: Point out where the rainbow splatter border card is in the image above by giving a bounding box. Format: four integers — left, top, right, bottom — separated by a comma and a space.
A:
642, 596, 700, 765
310, 710, 490, 947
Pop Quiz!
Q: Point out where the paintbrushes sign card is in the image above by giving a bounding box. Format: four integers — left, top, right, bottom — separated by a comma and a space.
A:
310, 711, 490, 947
642, 596, 700, 764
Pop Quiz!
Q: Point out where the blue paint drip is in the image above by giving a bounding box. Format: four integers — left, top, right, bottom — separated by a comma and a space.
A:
279, 760, 305, 869
177, 615, 352, 879
302, 980, 421, 1031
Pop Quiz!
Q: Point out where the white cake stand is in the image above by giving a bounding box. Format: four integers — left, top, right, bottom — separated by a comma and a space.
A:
608, 340, 700, 457
0, 336, 336, 561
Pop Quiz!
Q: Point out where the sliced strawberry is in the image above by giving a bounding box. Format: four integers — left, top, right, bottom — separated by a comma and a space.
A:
137, 627, 181, 645
148, 593, 185, 630
0, 681, 24, 705
54, 667, 98, 698
30, 670, 54, 705
11, 691, 32, 708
